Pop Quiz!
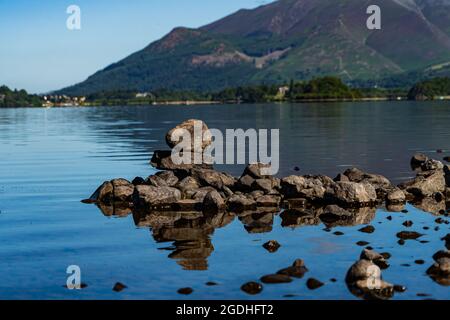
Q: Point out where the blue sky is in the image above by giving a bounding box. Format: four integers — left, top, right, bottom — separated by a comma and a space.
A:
0, 0, 268, 93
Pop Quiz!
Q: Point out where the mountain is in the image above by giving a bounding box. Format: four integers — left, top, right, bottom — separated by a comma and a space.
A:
58, 0, 450, 95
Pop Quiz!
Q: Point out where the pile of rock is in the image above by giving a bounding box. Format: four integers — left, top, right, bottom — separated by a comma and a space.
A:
85, 120, 450, 223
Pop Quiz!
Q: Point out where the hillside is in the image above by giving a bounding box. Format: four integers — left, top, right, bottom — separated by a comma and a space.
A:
58, 0, 450, 95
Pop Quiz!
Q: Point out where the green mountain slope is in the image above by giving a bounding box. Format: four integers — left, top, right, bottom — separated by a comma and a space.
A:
58, 0, 450, 95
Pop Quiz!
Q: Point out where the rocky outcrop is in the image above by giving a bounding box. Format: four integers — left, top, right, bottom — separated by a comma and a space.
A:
85, 120, 450, 234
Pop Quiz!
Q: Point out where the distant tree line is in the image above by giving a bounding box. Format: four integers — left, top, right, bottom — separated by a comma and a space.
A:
0, 85, 42, 107
407, 77, 450, 100
2, 76, 450, 108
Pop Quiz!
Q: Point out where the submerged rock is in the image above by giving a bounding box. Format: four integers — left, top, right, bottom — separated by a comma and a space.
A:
277, 259, 308, 278
241, 282, 263, 295
396, 231, 423, 240
262, 240, 281, 253
306, 278, 324, 290
260, 274, 292, 284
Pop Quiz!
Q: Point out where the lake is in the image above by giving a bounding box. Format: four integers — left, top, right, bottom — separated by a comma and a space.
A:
0, 101, 449, 300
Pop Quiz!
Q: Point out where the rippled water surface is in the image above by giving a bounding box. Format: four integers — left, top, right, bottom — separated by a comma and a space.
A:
0, 102, 449, 299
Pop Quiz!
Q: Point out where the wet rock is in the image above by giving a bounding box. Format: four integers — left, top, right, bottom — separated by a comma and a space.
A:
111, 179, 134, 203
360, 249, 389, 269
306, 278, 324, 290
415, 260, 425, 265
166, 119, 212, 151
411, 196, 446, 215
444, 156, 450, 163
242, 163, 272, 179
227, 194, 257, 213
433, 250, 450, 261
359, 225, 375, 234
241, 282, 263, 295
88, 181, 113, 203
191, 187, 217, 202
113, 282, 127, 292
403, 220, 413, 227
345, 259, 394, 300
325, 182, 377, 206
155, 170, 179, 187
427, 257, 450, 286
334, 173, 350, 182
334, 231, 344, 236
150, 150, 213, 171
421, 159, 444, 172
260, 274, 292, 284
177, 287, 194, 295
386, 188, 406, 204
280, 175, 327, 201
202, 190, 225, 214
396, 231, 423, 240
175, 176, 200, 194
146, 175, 169, 187
237, 175, 255, 191
393, 285, 407, 293
206, 281, 218, 286
443, 234, 450, 249
356, 241, 370, 246
191, 168, 236, 190
411, 153, 428, 169
263, 240, 281, 253
277, 259, 308, 278
343, 168, 392, 198
252, 178, 274, 194
132, 176, 145, 186
132, 185, 182, 210
403, 171, 446, 198
256, 195, 280, 208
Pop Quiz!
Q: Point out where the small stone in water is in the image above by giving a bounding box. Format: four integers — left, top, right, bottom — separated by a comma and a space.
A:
306, 278, 324, 290
358, 225, 375, 234
401, 210, 409, 214
396, 231, 423, 240
241, 282, 263, 295
381, 252, 391, 259
260, 274, 292, 284
415, 260, 425, 265
113, 282, 127, 292
394, 285, 407, 293
398, 239, 405, 245
387, 216, 393, 221
356, 241, 369, 246
333, 231, 344, 236
206, 282, 218, 286
178, 287, 193, 295
403, 220, 413, 227
263, 240, 281, 253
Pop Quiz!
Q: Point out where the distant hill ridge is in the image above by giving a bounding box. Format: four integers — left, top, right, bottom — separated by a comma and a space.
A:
58, 0, 450, 95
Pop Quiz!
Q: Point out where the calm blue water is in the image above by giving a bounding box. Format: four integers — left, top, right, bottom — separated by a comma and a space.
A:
0, 102, 449, 300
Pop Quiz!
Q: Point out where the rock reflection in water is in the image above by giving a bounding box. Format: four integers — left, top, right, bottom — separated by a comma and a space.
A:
280, 204, 376, 229
133, 210, 235, 270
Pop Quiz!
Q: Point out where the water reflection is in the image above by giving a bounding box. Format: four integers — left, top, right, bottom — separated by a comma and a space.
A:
132, 210, 234, 270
